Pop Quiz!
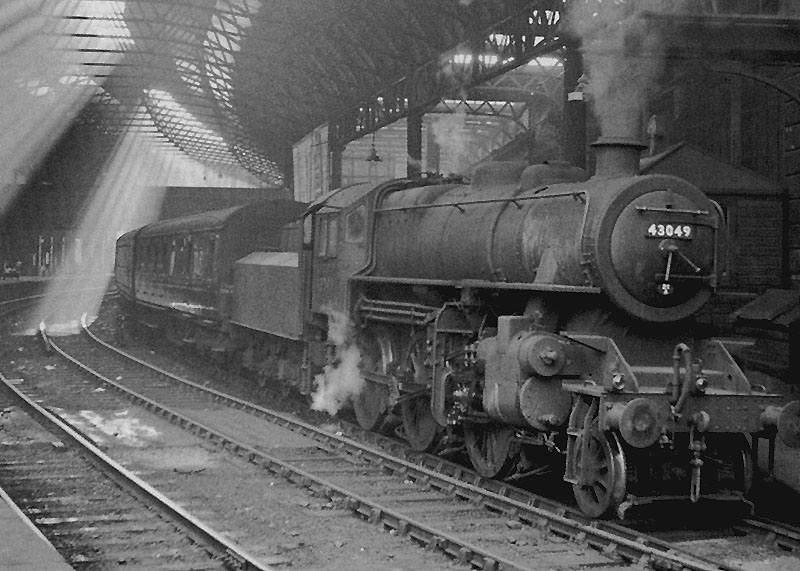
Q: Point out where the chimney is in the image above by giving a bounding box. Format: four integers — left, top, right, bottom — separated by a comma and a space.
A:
591, 135, 646, 179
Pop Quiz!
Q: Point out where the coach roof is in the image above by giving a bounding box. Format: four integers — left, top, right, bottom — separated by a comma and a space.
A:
137, 199, 307, 238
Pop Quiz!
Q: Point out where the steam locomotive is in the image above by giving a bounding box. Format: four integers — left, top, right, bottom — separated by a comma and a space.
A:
115, 137, 800, 518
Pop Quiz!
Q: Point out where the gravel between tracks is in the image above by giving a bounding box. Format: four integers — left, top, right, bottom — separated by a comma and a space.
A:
4, 298, 800, 571
1, 304, 469, 571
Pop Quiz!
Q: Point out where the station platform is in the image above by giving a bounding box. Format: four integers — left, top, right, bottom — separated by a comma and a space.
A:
0, 486, 74, 570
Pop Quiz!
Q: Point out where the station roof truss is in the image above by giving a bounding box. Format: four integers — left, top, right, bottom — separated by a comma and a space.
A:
5, 1, 800, 186
7, 0, 570, 186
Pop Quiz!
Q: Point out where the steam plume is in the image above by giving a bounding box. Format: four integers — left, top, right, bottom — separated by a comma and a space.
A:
566, 1, 685, 139
430, 107, 470, 174
310, 309, 365, 416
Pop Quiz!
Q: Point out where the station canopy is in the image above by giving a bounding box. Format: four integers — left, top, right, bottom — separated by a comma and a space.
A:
4, 2, 796, 187
1, 1, 567, 186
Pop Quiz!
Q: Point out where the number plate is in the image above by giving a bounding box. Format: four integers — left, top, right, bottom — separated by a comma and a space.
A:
646, 223, 693, 240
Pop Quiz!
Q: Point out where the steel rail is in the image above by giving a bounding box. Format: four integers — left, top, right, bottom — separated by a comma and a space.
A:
0, 293, 45, 307
49, 324, 532, 571
62, 318, 747, 571
743, 516, 800, 552
0, 293, 45, 316
343, 425, 752, 571
0, 349, 274, 571
0, 298, 40, 322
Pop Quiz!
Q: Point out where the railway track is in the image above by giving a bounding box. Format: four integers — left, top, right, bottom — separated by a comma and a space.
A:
0, 291, 43, 322
28, 317, 796, 571
341, 412, 800, 563
0, 369, 272, 570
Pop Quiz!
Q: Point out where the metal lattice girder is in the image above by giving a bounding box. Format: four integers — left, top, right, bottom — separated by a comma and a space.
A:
230, 0, 536, 162
4, 1, 575, 187
473, 56, 564, 102
98, 0, 576, 184
327, 0, 567, 147
116, 0, 285, 182
0, 1, 134, 196
4, 0, 800, 189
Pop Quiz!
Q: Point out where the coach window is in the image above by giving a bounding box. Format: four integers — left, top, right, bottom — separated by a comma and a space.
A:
175, 239, 184, 276
155, 240, 164, 274
187, 239, 194, 277
192, 237, 202, 279
209, 235, 218, 279
161, 239, 168, 274
346, 205, 366, 243
181, 237, 191, 276
193, 236, 207, 279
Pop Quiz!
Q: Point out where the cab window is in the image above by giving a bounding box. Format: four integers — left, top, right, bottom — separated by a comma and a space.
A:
316, 215, 339, 258
345, 204, 366, 243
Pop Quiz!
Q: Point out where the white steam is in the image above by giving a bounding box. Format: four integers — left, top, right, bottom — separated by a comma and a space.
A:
429, 107, 470, 174
310, 309, 365, 416
565, 0, 686, 138
407, 154, 422, 174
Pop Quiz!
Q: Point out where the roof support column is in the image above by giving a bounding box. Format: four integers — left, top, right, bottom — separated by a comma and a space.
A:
407, 111, 423, 179
426, 119, 440, 174
328, 127, 343, 190
563, 42, 586, 169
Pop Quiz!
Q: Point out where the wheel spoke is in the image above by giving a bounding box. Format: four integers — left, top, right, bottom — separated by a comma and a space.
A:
355, 330, 394, 431
397, 333, 440, 452
572, 418, 627, 518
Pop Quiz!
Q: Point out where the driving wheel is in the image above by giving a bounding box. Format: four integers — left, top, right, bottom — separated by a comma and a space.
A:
463, 422, 520, 479
354, 331, 393, 431
397, 333, 440, 451
401, 394, 439, 451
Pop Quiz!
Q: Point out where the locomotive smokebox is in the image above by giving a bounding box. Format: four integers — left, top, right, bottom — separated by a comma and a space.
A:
591, 136, 646, 179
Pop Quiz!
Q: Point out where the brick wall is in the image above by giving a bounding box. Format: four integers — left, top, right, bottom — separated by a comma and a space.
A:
783, 70, 800, 285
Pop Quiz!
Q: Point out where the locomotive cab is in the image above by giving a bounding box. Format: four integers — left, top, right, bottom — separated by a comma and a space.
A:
308, 181, 381, 319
